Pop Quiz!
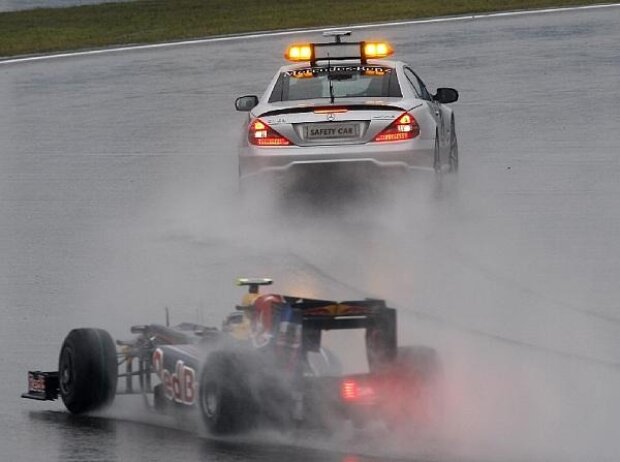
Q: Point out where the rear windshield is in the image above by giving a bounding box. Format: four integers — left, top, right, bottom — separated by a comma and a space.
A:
269, 65, 402, 102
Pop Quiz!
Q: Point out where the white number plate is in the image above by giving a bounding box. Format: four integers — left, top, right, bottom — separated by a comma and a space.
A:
304, 123, 360, 139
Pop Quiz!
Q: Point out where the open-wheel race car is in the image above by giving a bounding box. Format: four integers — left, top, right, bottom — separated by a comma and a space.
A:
22, 279, 443, 434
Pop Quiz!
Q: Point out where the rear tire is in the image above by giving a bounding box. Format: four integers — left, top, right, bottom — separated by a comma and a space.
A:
395, 345, 442, 380
433, 131, 442, 174
448, 118, 459, 173
58, 328, 117, 414
385, 345, 443, 430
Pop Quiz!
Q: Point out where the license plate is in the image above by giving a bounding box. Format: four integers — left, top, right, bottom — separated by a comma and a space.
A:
304, 123, 360, 140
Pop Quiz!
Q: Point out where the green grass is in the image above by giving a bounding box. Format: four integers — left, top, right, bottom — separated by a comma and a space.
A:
0, 0, 614, 57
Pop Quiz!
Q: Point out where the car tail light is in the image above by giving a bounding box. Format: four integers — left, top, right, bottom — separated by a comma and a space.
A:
248, 119, 291, 146
341, 378, 376, 402
373, 112, 420, 142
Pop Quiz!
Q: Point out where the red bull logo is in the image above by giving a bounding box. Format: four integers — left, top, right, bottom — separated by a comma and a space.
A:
152, 348, 196, 405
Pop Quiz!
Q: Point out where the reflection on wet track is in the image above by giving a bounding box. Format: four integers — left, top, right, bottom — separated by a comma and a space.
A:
26, 410, 422, 462
3, 5, 620, 462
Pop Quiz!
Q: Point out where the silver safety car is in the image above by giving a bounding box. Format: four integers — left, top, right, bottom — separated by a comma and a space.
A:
235, 31, 459, 186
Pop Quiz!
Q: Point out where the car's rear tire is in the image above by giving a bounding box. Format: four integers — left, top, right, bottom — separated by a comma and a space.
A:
395, 345, 442, 380
384, 345, 443, 430
199, 350, 256, 434
449, 117, 459, 173
58, 328, 117, 414
433, 131, 442, 174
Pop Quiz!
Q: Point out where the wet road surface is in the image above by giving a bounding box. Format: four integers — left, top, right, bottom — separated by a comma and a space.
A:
2, 5, 620, 462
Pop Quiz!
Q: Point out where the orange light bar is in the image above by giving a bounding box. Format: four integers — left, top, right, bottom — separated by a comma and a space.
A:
363, 41, 394, 59
285, 44, 313, 62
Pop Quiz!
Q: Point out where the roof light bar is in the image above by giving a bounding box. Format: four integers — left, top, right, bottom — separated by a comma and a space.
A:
284, 37, 394, 64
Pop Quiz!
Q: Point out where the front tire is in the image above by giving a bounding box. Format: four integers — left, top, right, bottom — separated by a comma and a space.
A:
58, 328, 117, 414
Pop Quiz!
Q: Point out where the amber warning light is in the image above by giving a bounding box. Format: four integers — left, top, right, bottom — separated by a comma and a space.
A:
285, 41, 394, 63
285, 44, 313, 62
362, 41, 394, 59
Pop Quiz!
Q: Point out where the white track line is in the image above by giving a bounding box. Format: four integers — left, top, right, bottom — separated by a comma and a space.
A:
1, 3, 619, 65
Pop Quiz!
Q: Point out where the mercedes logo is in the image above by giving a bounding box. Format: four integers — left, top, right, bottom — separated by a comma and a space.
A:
326, 113, 336, 122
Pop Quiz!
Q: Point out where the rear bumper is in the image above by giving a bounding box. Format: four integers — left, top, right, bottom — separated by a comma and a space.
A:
239, 139, 435, 180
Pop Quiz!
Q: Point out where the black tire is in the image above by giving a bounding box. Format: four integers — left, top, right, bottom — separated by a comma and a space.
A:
448, 117, 459, 173
433, 130, 442, 174
58, 328, 117, 414
153, 384, 167, 411
384, 346, 443, 429
199, 350, 256, 434
395, 345, 442, 381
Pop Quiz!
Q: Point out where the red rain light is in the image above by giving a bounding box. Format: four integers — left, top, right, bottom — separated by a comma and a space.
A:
341, 378, 376, 402
341, 379, 359, 401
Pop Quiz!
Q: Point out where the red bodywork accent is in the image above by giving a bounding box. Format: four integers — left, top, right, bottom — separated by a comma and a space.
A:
253, 294, 284, 335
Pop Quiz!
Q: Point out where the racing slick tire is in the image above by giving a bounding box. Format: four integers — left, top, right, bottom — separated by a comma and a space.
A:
58, 328, 118, 414
448, 117, 459, 173
199, 350, 256, 434
384, 345, 444, 430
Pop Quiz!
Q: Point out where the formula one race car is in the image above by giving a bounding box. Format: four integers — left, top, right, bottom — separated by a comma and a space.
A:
22, 279, 442, 434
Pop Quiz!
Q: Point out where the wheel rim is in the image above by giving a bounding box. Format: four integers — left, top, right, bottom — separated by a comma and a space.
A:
59, 348, 74, 395
203, 384, 219, 417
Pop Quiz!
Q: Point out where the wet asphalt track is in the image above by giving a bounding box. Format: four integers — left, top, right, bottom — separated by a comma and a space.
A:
2, 5, 620, 462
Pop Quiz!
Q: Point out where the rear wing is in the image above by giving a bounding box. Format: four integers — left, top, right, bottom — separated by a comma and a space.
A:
282, 296, 392, 323
277, 296, 397, 365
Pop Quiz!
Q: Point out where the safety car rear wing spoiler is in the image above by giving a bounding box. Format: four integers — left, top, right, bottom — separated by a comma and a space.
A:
258, 104, 407, 119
